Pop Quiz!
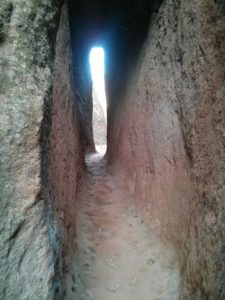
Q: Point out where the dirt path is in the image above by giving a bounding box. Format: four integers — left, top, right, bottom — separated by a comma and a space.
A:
65, 151, 180, 300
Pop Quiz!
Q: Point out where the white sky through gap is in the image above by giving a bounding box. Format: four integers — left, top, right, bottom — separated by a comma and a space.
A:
89, 47, 107, 119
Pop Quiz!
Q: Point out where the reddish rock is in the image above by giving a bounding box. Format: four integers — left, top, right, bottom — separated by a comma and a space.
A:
107, 0, 225, 298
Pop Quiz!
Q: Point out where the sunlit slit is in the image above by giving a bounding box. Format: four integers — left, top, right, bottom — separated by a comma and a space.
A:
89, 47, 107, 153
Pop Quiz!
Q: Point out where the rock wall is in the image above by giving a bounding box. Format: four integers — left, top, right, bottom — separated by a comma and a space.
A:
50, 3, 83, 295
0, 1, 82, 299
71, 51, 95, 152
68, 1, 95, 152
107, 0, 225, 298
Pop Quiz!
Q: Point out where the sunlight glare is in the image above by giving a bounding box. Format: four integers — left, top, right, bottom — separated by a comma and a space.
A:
89, 47, 107, 119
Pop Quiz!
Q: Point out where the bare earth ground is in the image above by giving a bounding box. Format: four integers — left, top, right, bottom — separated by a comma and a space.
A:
65, 150, 180, 300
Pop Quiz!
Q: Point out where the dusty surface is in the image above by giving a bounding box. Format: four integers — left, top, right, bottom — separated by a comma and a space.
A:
65, 151, 180, 300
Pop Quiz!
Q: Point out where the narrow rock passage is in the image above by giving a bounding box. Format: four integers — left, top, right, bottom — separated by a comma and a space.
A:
66, 151, 180, 300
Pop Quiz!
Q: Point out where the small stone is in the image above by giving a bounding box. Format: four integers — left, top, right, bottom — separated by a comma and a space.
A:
107, 255, 119, 269
148, 258, 155, 265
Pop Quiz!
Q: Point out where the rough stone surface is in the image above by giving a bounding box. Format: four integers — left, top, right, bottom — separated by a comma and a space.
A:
1, 0, 225, 299
0, 1, 82, 299
50, 3, 83, 295
72, 57, 95, 152
107, 0, 225, 299
68, 3, 95, 152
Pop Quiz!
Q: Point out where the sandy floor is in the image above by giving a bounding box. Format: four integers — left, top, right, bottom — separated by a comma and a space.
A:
65, 151, 180, 300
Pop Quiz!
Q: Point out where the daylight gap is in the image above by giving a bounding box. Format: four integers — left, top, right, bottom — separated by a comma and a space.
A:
89, 47, 107, 154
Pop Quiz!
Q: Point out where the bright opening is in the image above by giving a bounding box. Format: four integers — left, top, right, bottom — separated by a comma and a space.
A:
89, 47, 107, 153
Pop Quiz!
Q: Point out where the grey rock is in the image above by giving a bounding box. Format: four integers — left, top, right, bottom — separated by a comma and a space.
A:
0, 1, 80, 299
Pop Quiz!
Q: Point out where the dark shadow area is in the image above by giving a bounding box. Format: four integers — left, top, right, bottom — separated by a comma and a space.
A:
39, 88, 62, 299
67, 0, 162, 152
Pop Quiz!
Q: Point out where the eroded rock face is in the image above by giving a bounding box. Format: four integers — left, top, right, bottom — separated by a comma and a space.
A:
50, 3, 83, 294
108, 0, 225, 298
1, 0, 225, 298
0, 1, 82, 299
0, 1, 60, 299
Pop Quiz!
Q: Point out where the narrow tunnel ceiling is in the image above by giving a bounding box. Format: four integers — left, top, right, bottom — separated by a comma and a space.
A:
68, 0, 163, 102
68, 0, 162, 49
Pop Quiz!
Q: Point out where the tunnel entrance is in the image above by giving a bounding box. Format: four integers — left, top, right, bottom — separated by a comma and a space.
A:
89, 47, 107, 154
